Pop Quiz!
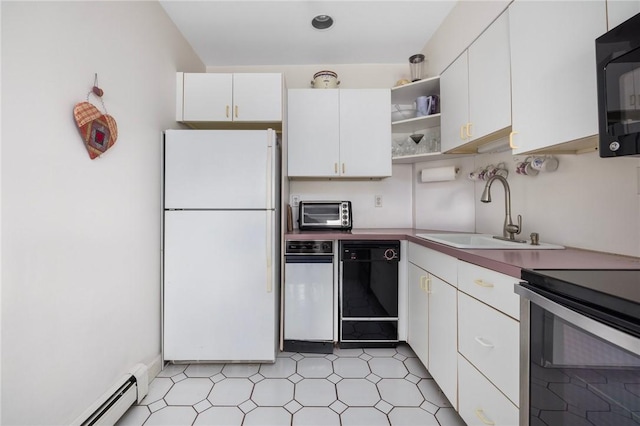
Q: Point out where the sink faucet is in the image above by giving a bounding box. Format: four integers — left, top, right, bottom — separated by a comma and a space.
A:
480, 175, 526, 242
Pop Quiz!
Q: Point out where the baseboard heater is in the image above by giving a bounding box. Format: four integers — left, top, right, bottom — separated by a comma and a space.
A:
73, 364, 148, 426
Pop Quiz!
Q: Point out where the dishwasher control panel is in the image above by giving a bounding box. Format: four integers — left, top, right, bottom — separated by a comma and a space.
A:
285, 240, 333, 255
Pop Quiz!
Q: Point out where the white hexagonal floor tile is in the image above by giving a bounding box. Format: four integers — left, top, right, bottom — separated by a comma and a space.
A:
369, 357, 409, 379
395, 344, 417, 358
140, 377, 173, 405
156, 364, 187, 378
435, 407, 467, 426
164, 378, 213, 406
388, 407, 439, 425
333, 347, 364, 357
297, 357, 333, 378
115, 405, 149, 426
336, 379, 381, 406
333, 357, 370, 378
222, 363, 260, 378
341, 407, 390, 426
184, 364, 224, 378
404, 357, 431, 379
417, 379, 452, 407
378, 379, 424, 407
295, 379, 337, 406
259, 357, 297, 378
243, 407, 291, 425
207, 378, 253, 406
143, 406, 197, 426
364, 347, 398, 357
193, 406, 244, 426
252, 378, 294, 406
293, 407, 341, 425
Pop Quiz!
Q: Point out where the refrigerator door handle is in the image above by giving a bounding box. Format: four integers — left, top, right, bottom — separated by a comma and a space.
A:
266, 210, 273, 293
266, 131, 273, 211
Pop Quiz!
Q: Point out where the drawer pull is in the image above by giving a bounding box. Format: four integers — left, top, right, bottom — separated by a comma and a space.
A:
474, 336, 495, 348
475, 409, 495, 425
474, 279, 494, 288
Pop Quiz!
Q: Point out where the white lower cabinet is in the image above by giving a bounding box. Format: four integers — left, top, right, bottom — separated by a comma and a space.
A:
458, 355, 519, 426
406, 243, 522, 420
407, 262, 429, 369
407, 243, 458, 408
427, 275, 458, 408
458, 291, 519, 405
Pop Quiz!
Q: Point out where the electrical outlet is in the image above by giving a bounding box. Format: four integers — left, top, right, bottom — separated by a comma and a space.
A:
291, 194, 301, 207
375, 195, 383, 208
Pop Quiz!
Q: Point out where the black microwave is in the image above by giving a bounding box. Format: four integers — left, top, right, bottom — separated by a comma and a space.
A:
596, 12, 640, 157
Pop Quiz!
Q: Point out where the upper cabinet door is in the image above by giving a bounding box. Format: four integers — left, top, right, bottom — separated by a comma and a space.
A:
607, 0, 640, 29
182, 73, 233, 122
468, 10, 511, 143
509, 0, 606, 154
339, 89, 392, 178
233, 73, 282, 122
287, 89, 340, 177
440, 52, 470, 153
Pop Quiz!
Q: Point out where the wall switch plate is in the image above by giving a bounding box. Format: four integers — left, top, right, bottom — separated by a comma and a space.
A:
375, 195, 383, 208
291, 194, 301, 207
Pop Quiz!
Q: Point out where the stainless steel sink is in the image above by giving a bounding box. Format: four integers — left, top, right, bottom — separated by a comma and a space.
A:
415, 233, 564, 250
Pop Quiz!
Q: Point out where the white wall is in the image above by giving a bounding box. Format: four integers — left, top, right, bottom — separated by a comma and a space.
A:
473, 149, 640, 256
1, 2, 203, 424
207, 63, 408, 89
290, 164, 414, 229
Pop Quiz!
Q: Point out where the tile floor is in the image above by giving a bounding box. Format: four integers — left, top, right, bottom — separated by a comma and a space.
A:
116, 345, 467, 426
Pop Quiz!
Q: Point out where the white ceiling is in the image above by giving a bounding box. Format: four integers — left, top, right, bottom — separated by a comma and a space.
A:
159, 1, 457, 67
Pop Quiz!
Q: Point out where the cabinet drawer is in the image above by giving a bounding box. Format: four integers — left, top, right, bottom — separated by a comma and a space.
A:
458, 354, 519, 426
457, 260, 519, 319
408, 243, 457, 285
458, 292, 519, 405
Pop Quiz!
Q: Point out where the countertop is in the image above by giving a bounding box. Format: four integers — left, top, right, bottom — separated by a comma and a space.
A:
285, 228, 640, 278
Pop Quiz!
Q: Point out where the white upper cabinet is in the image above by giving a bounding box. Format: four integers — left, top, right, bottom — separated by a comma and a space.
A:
441, 52, 469, 153
607, 0, 640, 29
441, 11, 511, 154
509, 1, 606, 154
176, 72, 282, 123
287, 89, 392, 178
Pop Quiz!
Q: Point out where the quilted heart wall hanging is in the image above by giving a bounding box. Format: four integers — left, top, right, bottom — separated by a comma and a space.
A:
73, 74, 118, 159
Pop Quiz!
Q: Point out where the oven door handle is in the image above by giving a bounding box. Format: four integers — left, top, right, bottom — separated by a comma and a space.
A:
515, 284, 640, 356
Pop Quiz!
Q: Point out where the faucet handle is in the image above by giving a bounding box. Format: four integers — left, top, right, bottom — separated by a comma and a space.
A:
516, 215, 522, 235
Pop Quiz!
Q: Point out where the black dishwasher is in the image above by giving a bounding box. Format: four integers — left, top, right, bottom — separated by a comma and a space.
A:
339, 240, 400, 348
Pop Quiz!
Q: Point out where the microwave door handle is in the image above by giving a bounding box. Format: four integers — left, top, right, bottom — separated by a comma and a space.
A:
514, 284, 640, 356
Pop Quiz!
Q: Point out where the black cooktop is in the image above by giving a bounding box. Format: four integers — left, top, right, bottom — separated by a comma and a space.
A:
520, 269, 640, 333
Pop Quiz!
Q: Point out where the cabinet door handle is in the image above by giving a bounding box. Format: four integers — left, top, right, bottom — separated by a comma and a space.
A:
509, 131, 518, 149
235, 105, 239, 118
342, 163, 345, 174
474, 336, 495, 348
474, 279, 494, 288
226, 105, 230, 118
475, 409, 495, 425
631, 94, 636, 106
460, 125, 465, 140
334, 163, 338, 174
420, 275, 431, 292
466, 122, 473, 138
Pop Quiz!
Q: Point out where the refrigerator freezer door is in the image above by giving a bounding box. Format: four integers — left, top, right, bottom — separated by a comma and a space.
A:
163, 210, 277, 362
164, 129, 276, 210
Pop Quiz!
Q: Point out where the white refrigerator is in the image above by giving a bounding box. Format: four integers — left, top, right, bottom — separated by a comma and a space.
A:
162, 129, 280, 363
